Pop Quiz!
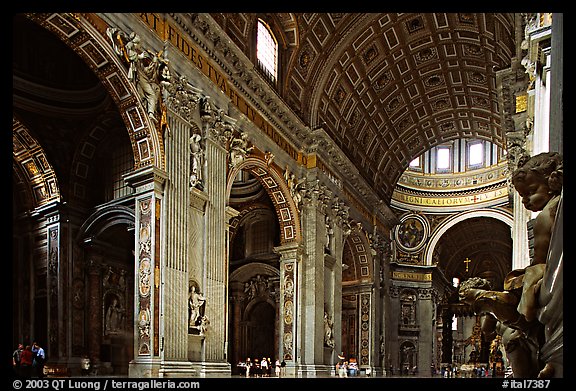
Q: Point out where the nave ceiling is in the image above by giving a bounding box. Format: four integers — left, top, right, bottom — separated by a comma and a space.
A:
211, 12, 516, 203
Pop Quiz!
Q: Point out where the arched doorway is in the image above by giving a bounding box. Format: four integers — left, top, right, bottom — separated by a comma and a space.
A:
229, 264, 280, 373
246, 301, 276, 361
340, 227, 376, 368
78, 206, 135, 376
227, 167, 282, 373
430, 213, 513, 372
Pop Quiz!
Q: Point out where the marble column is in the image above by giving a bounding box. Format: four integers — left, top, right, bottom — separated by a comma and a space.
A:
512, 190, 532, 270
274, 243, 299, 377
228, 283, 244, 370
416, 288, 434, 375
329, 213, 344, 366
388, 285, 400, 371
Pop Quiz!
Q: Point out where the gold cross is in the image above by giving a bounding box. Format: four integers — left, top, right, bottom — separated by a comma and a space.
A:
464, 258, 472, 272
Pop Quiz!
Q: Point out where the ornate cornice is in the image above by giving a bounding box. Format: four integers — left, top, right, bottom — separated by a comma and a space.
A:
170, 13, 398, 229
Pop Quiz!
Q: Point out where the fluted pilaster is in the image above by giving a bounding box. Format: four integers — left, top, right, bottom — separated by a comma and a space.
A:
161, 115, 192, 362
203, 136, 228, 363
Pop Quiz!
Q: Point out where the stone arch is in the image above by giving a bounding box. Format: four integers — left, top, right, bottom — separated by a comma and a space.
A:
342, 225, 375, 283
423, 208, 513, 266
230, 263, 279, 316
229, 262, 280, 365
77, 205, 136, 242
227, 156, 301, 244
67, 110, 133, 206
230, 262, 280, 283
24, 13, 164, 172
12, 117, 61, 211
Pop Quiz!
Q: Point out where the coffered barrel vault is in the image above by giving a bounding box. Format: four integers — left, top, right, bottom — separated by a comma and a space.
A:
213, 13, 515, 202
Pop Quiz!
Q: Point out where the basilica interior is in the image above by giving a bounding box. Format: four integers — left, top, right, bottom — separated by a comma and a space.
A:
12, 13, 563, 379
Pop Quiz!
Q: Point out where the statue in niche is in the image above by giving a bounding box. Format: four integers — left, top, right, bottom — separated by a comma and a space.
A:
188, 284, 207, 332
105, 295, 124, 334
193, 315, 209, 336
324, 215, 333, 254
458, 152, 563, 378
324, 311, 335, 348
189, 132, 205, 190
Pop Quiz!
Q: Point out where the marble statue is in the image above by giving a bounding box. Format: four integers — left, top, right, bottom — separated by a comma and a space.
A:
458, 152, 563, 378
189, 285, 206, 330
324, 311, 335, 348
189, 133, 204, 189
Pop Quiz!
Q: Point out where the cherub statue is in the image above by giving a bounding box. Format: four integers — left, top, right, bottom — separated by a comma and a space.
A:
459, 152, 563, 378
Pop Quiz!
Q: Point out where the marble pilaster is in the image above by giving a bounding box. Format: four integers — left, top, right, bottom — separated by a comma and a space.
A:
295, 191, 329, 376
87, 260, 103, 367
124, 166, 167, 377
512, 190, 533, 270
274, 242, 299, 375
200, 133, 231, 375
158, 113, 196, 377
416, 288, 435, 375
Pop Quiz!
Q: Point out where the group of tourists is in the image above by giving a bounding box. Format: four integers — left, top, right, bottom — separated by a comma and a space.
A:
237, 357, 285, 377
335, 354, 359, 377
12, 341, 46, 378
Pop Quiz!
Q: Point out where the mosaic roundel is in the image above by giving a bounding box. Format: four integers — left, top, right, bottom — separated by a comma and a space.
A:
395, 214, 429, 252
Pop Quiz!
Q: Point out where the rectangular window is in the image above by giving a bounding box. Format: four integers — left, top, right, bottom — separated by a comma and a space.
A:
257, 20, 277, 82
436, 147, 451, 171
468, 142, 484, 166
408, 156, 422, 172
107, 142, 133, 201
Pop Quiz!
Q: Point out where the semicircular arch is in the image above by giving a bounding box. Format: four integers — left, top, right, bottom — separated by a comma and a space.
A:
424, 208, 513, 266
12, 118, 61, 211
227, 156, 301, 245
77, 205, 136, 243
25, 13, 164, 171
343, 225, 375, 284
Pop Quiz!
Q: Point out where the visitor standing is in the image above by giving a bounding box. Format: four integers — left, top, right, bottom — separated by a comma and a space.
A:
12, 343, 24, 376
31, 342, 45, 378
19, 345, 34, 378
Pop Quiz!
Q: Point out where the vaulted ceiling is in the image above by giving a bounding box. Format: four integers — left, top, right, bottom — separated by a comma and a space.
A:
13, 13, 515, 284
212, 12, 516, 203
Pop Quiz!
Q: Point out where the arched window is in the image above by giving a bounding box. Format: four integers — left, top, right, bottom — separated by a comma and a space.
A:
256, 19, 278, 83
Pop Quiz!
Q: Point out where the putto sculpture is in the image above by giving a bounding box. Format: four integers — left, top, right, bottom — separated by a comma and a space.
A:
458, 152, 563, 378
